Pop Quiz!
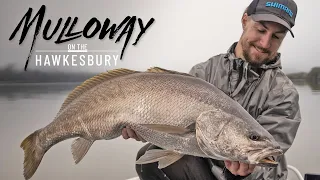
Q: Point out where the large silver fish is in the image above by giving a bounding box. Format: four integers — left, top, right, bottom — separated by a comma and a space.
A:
20, 67, 282, 179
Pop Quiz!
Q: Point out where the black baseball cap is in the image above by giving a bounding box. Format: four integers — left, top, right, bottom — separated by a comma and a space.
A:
247, 0, 298, 37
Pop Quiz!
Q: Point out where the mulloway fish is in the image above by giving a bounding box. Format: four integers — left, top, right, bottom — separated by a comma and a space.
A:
20, 67, 283, 179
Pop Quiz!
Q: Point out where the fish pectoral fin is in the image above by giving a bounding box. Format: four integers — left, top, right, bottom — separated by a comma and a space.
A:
71, 138, 94, 164
140, 124, 193, 135
136, 149, 184, 169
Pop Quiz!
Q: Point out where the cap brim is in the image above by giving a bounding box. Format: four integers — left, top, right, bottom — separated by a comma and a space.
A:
251, 14, 294, 38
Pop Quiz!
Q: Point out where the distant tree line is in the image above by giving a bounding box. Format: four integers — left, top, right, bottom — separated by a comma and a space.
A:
1, 63, 319, 84
0, 64, 99, 83
287, 67, 320, 82
287, 67, 320, 90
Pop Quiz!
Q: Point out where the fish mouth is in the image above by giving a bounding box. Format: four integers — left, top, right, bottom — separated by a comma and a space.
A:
256, 149, 283, 167
258, 156, 277, 166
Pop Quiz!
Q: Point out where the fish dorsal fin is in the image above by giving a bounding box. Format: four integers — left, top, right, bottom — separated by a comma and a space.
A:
147, 67, 194, 77
57, 68, 138, 115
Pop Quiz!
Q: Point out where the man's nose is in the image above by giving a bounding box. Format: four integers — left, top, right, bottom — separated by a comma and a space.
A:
259, 34, 271, 49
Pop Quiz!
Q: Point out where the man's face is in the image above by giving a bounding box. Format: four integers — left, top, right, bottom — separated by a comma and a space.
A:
239, 15, 288, 66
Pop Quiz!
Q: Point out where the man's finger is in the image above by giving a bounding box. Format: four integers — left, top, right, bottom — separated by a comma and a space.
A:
122, 128, 129, 139
248, 164, 256, 173
237, 162, 250, 176
229, 161, 240, 175
231, 161, 240, 171
224, 160, 231, 168
127, 127, 139, 140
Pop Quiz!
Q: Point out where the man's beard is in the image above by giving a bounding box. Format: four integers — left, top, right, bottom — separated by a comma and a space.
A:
241, 41, 273, 67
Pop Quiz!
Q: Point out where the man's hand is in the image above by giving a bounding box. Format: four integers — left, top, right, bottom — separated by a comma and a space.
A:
122, 126, 146, 142
224, 160, 256, 176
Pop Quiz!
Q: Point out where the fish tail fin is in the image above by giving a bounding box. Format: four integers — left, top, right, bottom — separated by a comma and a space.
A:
20, 130, 45, 180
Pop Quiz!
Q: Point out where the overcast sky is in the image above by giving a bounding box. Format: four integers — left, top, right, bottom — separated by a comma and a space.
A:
0, 0, 318, 74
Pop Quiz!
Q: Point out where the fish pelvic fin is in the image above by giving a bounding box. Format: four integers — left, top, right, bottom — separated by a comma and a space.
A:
71, 138, 94, 164
56, 68, 138, 116
136, 149, 184, 169
147, 67, 194, 77
20, 130, 45, 180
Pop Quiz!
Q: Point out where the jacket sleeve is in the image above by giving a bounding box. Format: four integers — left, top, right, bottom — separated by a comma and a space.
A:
257, 86, 301, 153
250, 86, 302, 179
188, 61, 209, 80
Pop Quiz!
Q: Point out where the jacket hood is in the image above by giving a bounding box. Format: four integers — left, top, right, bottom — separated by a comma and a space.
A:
226, 42, 282, 70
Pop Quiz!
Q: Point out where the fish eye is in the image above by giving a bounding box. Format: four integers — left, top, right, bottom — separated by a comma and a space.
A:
249, 134, 260, 141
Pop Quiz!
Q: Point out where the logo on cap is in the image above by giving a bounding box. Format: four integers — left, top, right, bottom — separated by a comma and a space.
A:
265, 2, 293, 17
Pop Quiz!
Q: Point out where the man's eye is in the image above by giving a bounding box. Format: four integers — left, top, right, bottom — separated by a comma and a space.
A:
257, 29, 265, 33
272, 34, 279, 39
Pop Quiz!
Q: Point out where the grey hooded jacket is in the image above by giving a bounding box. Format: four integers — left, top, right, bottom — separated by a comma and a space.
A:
189, 42, 302, 180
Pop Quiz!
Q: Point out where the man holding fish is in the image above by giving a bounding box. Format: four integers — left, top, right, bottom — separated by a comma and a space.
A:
123, 0, 302, 179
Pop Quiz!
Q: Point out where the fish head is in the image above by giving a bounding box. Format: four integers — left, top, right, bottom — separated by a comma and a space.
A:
196, 109, 283, 167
